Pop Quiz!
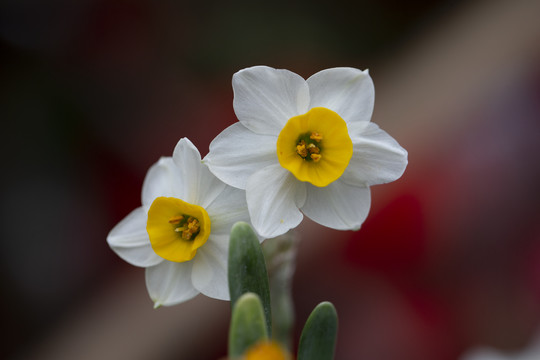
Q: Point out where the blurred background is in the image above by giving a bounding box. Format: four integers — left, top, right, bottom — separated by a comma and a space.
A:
1, 0, 540, 359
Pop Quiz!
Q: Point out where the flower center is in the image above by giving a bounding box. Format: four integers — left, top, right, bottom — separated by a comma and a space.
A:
147, 197, 211, 262
296, 132, 322, 162
276, 107, 353, 187
169, 215, 201, 240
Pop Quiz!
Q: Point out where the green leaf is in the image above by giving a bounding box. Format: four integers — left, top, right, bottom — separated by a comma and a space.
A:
262, 233, 297, 350
297, 302, 338, 360
228, 292, 269, 358
228, 221, 272, 335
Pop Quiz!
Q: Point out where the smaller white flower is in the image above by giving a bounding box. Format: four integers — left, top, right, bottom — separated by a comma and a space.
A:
204, 66, 408, 238
107, 138, 254, 307
461, 331, 540, 360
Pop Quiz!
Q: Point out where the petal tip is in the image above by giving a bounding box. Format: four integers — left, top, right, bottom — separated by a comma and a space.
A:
173, 137, 201, 161
153, 300, 163, 309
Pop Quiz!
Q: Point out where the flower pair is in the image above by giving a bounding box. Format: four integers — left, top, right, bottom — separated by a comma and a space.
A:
107, 66, 408, 306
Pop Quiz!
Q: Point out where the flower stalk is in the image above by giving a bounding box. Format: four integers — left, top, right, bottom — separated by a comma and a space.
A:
262, 232, 298, 350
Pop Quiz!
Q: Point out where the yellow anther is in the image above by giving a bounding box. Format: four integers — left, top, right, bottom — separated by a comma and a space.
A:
296, 137, 322, 161
179, 217, 200, 240
296, 140, 308, 158
171, 216, 200, 239
307, 143, 320, 154
168, 215, 184, 224
310, 153, 322, 162
310, 132, 323, 142
187, 217, 200, 231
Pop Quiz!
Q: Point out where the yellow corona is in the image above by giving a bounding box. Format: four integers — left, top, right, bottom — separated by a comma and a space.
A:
276, 107, 353, 187
146, 197, 211, 262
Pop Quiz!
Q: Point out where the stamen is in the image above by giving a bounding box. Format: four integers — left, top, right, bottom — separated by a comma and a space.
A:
181, 217, 200, 240
307, 143, 320, 154
168, 215, 184, 224
310, 132, 323, 142
296, 140, 308, 158
187, 217, 200, 232
170, 215, 201, 240
296, 132, 323, 161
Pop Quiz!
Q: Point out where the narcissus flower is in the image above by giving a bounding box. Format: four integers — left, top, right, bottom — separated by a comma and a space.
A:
243, 341, 291, 360
204, 66, 408, 238
107, 138, 254, 307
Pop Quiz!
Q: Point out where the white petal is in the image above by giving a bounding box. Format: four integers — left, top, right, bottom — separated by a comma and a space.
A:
171, 138, 204, 204
191, 235, 230, 300
341, 123, 408, 187
301, 180, 371, 231
206, 186, 251, 237
142, 138, 210, 207
145, 261, 199, 307
204, 122, 278, 189
197, 164, 227, 208
141, 157, 181, 208
233, 66, 310, 135
307, 68, 374, 134
106, 207, 163, 267
246, 164, 306, 238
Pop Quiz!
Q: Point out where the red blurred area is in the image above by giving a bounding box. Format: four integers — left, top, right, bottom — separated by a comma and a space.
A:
331, 70, 540, 359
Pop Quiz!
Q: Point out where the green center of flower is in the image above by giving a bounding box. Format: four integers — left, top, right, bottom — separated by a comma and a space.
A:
147, 197, 211, 262
276, 107, 353, 187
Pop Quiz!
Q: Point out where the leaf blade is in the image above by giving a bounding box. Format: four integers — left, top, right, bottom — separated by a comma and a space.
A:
228, 222, 272, 335
228, 292, 269, 357
297, 302, 338, 360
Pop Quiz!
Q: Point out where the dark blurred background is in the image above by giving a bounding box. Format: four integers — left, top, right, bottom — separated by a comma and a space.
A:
1, 0, 540, 359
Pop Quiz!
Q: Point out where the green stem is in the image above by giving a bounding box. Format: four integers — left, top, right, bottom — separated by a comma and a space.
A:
262, 231, 298, 350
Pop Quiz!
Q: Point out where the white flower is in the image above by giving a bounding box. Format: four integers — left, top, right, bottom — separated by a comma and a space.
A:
204, 66, 408, 238
461, 330, 540, 360
107, 138, 253, 307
